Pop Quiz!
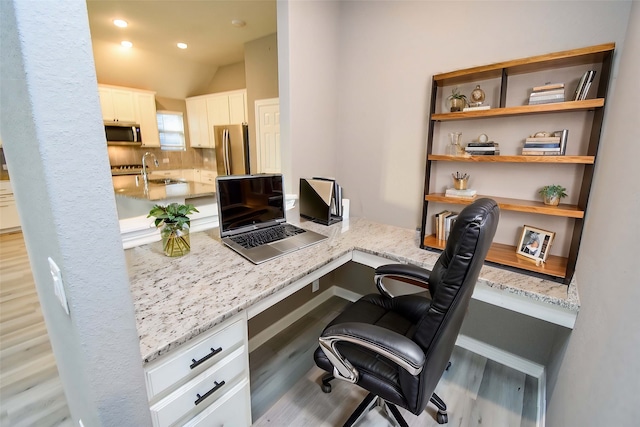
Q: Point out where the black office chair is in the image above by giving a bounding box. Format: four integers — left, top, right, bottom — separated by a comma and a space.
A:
314, 198, 499, 426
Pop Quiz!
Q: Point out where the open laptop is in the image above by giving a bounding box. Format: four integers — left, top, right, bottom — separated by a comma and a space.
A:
216, 174, 327, 264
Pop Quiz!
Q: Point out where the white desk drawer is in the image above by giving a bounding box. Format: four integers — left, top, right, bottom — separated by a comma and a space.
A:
146, 318, 245, 399
150, 346, 247, 427
182, 380, 251, 427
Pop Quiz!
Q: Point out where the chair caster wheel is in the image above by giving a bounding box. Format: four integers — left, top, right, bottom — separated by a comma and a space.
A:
321, 383, 331, 393
436, 411, 448, 424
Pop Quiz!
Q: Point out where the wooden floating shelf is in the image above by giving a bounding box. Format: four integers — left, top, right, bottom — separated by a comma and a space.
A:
433, 43, 614, 86
425, 194, 584, 218
428, 154, 595, 164
423, 235, 567, 278
431, 99, 604, 121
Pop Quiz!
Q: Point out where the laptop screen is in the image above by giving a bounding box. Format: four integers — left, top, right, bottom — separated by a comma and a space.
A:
216, 174, 286, 236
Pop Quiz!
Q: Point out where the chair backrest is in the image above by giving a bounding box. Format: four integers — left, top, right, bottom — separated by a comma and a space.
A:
402, 198, 499, 413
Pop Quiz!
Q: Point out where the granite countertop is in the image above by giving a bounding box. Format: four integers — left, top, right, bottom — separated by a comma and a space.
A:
113, 175, 216, 201
126, 214, 580, 364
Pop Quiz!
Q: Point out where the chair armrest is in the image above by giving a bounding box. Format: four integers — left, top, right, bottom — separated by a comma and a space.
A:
374, 263, 431, 298
319, 322, 425, 383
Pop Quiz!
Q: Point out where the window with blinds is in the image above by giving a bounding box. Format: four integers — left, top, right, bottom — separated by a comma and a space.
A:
156, 111, 186, 151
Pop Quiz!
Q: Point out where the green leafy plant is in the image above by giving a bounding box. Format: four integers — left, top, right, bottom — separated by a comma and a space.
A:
148, 203, 199, 256
538, 185, 568, 199
447, 87, 467, 112
447, 86, 467, 102
148, 203, 199, 228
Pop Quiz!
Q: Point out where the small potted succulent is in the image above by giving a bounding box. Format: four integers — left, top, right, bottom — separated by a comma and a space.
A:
538, 185, 567, 206
447, 87, 467, 112
148, 203, 199, 257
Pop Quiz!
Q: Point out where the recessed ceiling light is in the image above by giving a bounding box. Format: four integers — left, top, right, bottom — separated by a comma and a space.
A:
177, 43, 188, 49
113, 19, 128, 28
121, 41, 133, 48
231, 19, 246, 28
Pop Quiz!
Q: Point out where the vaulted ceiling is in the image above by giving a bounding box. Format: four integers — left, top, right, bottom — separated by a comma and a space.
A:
86, 0, 277, 99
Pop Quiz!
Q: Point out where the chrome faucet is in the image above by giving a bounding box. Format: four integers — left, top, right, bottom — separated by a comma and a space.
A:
141, 152, 158, 185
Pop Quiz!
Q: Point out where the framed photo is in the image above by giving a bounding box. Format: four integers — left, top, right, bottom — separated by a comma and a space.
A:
517, 225, 555, 263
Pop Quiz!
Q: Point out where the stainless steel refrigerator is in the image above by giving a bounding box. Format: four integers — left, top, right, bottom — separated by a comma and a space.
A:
214, 124, 250, 176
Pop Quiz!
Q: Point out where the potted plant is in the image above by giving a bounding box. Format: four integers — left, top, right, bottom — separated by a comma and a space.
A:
538, 185, 567, 206
447, 87, 467, 112
148, 203, 199, 257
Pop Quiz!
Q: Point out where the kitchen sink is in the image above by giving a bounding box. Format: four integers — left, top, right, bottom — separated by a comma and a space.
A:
147, 178, 187, 185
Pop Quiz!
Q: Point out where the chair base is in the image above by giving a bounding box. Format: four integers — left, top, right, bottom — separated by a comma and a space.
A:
320, 373, 449, 425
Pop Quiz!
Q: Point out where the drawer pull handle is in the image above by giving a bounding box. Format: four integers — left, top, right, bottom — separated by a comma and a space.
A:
189, 347, 222, 369
194, 380, 225, 406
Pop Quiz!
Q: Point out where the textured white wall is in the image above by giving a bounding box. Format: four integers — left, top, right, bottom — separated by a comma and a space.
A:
0, 1, 151, 425
545, 3, 640, 425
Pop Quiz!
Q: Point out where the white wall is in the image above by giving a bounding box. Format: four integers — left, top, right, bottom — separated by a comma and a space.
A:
329, 1, 631, 228
545, 3, 640, 425
0, 1, 151, 425
284, 0, 637, 424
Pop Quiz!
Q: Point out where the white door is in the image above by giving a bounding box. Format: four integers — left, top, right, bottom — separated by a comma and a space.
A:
255, 98, 280, 174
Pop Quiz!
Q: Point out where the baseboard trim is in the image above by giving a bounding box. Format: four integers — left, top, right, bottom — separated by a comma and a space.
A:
455, 334, 546, 427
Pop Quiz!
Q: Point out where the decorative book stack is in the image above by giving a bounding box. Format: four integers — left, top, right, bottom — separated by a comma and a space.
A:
573, 70, 597, 101
445, 188, 477, 199
528, 83, 565, 105
465, 142, 500, 155
434, 210, 459, 241
522, 129, 568, 155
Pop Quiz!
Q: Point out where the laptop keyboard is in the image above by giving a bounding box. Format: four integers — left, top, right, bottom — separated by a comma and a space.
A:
230, 224, 306, 249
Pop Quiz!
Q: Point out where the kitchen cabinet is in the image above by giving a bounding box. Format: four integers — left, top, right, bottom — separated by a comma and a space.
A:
135, 92, 161, 148
99, 84, 160, 147
145, 313, 250, 427
98, 86, 137, 123
199, 170, 216, 185
421, 43, 614, 284
185, 98, 213, 149
148, 170, 183, 180
0, 181, 21, 232
186, 90, 247, 149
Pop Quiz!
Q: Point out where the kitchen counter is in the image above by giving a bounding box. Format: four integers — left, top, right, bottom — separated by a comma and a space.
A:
125, 213, 580, 364
113, 175, 216, 201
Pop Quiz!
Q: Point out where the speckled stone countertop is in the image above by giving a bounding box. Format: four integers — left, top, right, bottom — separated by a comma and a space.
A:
113, 175, 216, 201
125, 215, 580, 364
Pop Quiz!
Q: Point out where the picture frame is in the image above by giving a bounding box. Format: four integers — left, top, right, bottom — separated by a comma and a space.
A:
516, 225, 555, 263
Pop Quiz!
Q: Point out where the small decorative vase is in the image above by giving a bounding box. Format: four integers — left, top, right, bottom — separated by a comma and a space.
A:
161, 223, 191, 257
543, 195, 560, 206
447, 132, 464, 156
449, 98, 465, 112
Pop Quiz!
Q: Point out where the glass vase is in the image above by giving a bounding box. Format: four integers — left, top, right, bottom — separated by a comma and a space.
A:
161, 222, 191, 257
447, 132, 464, 156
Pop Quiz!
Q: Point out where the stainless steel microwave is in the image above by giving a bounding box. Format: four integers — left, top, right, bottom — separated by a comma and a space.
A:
105, 122, 142, 146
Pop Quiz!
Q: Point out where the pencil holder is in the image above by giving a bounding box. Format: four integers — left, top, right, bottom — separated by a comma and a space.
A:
453, 177, 469, 190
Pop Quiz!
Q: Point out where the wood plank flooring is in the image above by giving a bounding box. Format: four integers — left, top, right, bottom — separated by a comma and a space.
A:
250, 297, 538, 427
0, 232, 73, 427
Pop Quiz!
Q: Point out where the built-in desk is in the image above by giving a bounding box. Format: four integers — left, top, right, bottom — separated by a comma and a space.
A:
126, 213, 579, 425
126, 214, 579, 364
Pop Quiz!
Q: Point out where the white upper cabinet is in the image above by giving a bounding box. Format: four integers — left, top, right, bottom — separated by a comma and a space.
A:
99, 86, 137, 123
135, 92, 160, 147
186, 97, 213, 149
98, 84, 160, 147
186, 90, 247, 149
227, 92, 247, 124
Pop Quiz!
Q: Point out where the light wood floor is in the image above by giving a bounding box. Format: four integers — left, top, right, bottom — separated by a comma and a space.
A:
250, 297, 538, 427
0, 232, 72, 427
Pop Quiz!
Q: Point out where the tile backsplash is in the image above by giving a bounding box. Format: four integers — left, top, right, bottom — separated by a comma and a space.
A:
108, 146, 216, 171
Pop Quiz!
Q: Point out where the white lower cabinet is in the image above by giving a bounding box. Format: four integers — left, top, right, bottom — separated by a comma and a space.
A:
145, 313, 251, 427
0, 181, 20, 232
182, 380, 251, 427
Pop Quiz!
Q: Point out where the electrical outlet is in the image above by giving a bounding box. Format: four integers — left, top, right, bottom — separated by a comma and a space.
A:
162, 158, 169, 164
48, 257, 70, 315
312, 279, 319, 292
